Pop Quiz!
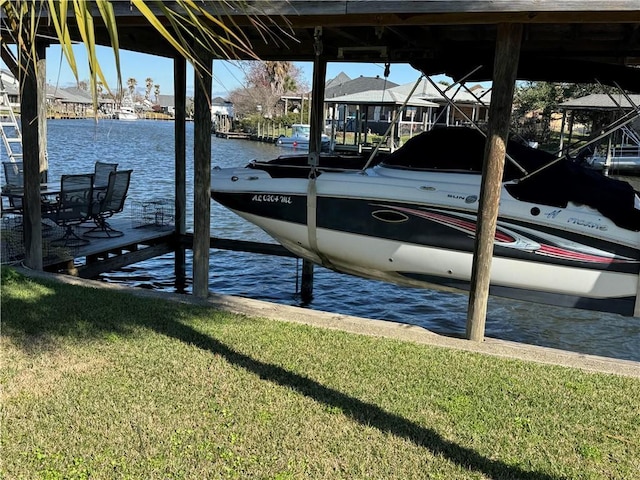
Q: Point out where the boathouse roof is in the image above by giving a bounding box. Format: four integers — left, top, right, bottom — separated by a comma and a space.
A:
325, 75, 399, 99
56, 87, 94, 105
559, 93, 640, 111
325, 88, 439, 108
325, 72, 352, 90
389, 79, 488, 104
17, 2, 640, 92
0, 70, 19, 96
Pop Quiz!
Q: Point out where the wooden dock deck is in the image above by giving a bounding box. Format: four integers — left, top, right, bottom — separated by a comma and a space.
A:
1, 214, 293, 280
1, 216, 175, 278
214, 130, 281, 144
70, 219, 177, 278
214, 131, 252, 140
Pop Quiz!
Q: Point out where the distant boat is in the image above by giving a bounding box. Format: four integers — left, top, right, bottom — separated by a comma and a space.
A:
276, 123, 330, 150
585, 125, 640, 173
585, 144, 640, 173
116, 105, 138, 121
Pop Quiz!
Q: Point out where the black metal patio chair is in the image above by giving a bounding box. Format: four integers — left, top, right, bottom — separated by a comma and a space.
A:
2, 161, 23, 186
93, 161, 118, 189
84, 169, 132, 238
76, 161, 119, 228
2, 161, 24, 213
43, 173, 94, 246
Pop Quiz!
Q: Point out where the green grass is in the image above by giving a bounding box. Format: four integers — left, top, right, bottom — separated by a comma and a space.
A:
2, 268, 639, 479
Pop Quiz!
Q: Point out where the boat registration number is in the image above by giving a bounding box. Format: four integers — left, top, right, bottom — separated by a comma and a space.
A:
251, 194, 292, 204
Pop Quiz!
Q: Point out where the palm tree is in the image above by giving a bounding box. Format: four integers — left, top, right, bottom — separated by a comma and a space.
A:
145, 77, 153, 101
127, 77, 137, 100
154, 84, 160, 104
265, 61, 292, 95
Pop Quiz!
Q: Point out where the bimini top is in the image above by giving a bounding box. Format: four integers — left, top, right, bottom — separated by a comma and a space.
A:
380, 127, 554, 179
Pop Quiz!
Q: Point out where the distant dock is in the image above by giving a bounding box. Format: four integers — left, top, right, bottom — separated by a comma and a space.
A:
214, 131, 252, 140
214, 130, 283, 144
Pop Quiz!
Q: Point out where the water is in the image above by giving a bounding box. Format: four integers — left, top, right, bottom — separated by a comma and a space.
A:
45, 119, 640, 362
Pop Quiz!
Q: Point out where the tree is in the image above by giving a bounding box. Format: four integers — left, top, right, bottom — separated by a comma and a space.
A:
230, 61, 307, 119
154, 84, 160, 104
512, 81, 614, 143
127, 77, 137, 100
145, 77, 153, 101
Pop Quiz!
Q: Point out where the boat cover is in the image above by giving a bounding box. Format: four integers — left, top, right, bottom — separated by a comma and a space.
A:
381, 127, 640, 231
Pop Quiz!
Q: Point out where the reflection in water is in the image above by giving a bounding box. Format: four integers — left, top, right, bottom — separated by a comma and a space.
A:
46, 120, 640, 362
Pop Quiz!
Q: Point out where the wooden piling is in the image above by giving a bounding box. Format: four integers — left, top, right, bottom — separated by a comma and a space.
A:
20, 39, 43, 270
301, 259, 315, 303
192, 51, 213, 298
466, 23, 522, 342
174, 56, 187, 288
301, 27, 328, 301
635, 277, 640, 317
37, 41, 48, 183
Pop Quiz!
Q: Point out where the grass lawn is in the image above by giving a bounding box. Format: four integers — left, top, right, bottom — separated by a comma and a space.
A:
2, 268, 639, 479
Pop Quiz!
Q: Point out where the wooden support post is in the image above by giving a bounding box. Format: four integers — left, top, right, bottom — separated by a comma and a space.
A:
302, 28, 328, 302
37, 40, 48, 182
558, 110, 567, 156
174, 56, 187, 289
635, 275, 640, 317
308, 56, 326, 158
21, 44, 43, 270
301, 259, 314, 303
192, 51, 213, 298
466, 23, 522, 342
355, 105, 361, 146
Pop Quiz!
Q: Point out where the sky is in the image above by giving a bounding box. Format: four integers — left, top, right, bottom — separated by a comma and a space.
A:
6, 44, 439, 99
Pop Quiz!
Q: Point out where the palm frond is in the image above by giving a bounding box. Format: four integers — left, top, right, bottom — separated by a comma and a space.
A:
1, 0, 287, 113
48, 0, 79, 81
94, 0, 121, 95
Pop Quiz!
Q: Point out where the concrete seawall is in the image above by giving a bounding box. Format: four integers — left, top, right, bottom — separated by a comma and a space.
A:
15, 267, 640, 379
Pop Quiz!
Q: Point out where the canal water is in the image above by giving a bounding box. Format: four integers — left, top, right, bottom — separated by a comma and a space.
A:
45, 119, 640, 362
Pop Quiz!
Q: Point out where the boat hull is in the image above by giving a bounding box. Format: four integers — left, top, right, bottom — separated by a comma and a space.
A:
587, 155, 640, 173
212, 167, 640, 316
117, 113, 137, 121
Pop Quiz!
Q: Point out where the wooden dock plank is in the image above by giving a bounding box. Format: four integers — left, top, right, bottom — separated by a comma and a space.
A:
3, 213, 298, 279
215, 131, 252, 140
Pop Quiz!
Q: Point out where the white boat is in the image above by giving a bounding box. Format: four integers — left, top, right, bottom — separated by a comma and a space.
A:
276, 123, 330, 150
116, 105, 137, 121
584, 125, 640, 173
586, 152, 640, 173
211, 127, 640, 316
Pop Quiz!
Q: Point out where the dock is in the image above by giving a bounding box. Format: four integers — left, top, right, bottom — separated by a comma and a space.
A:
1, 217, 173, 277
1, 214, 294, 280
214, 131, 252, 140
